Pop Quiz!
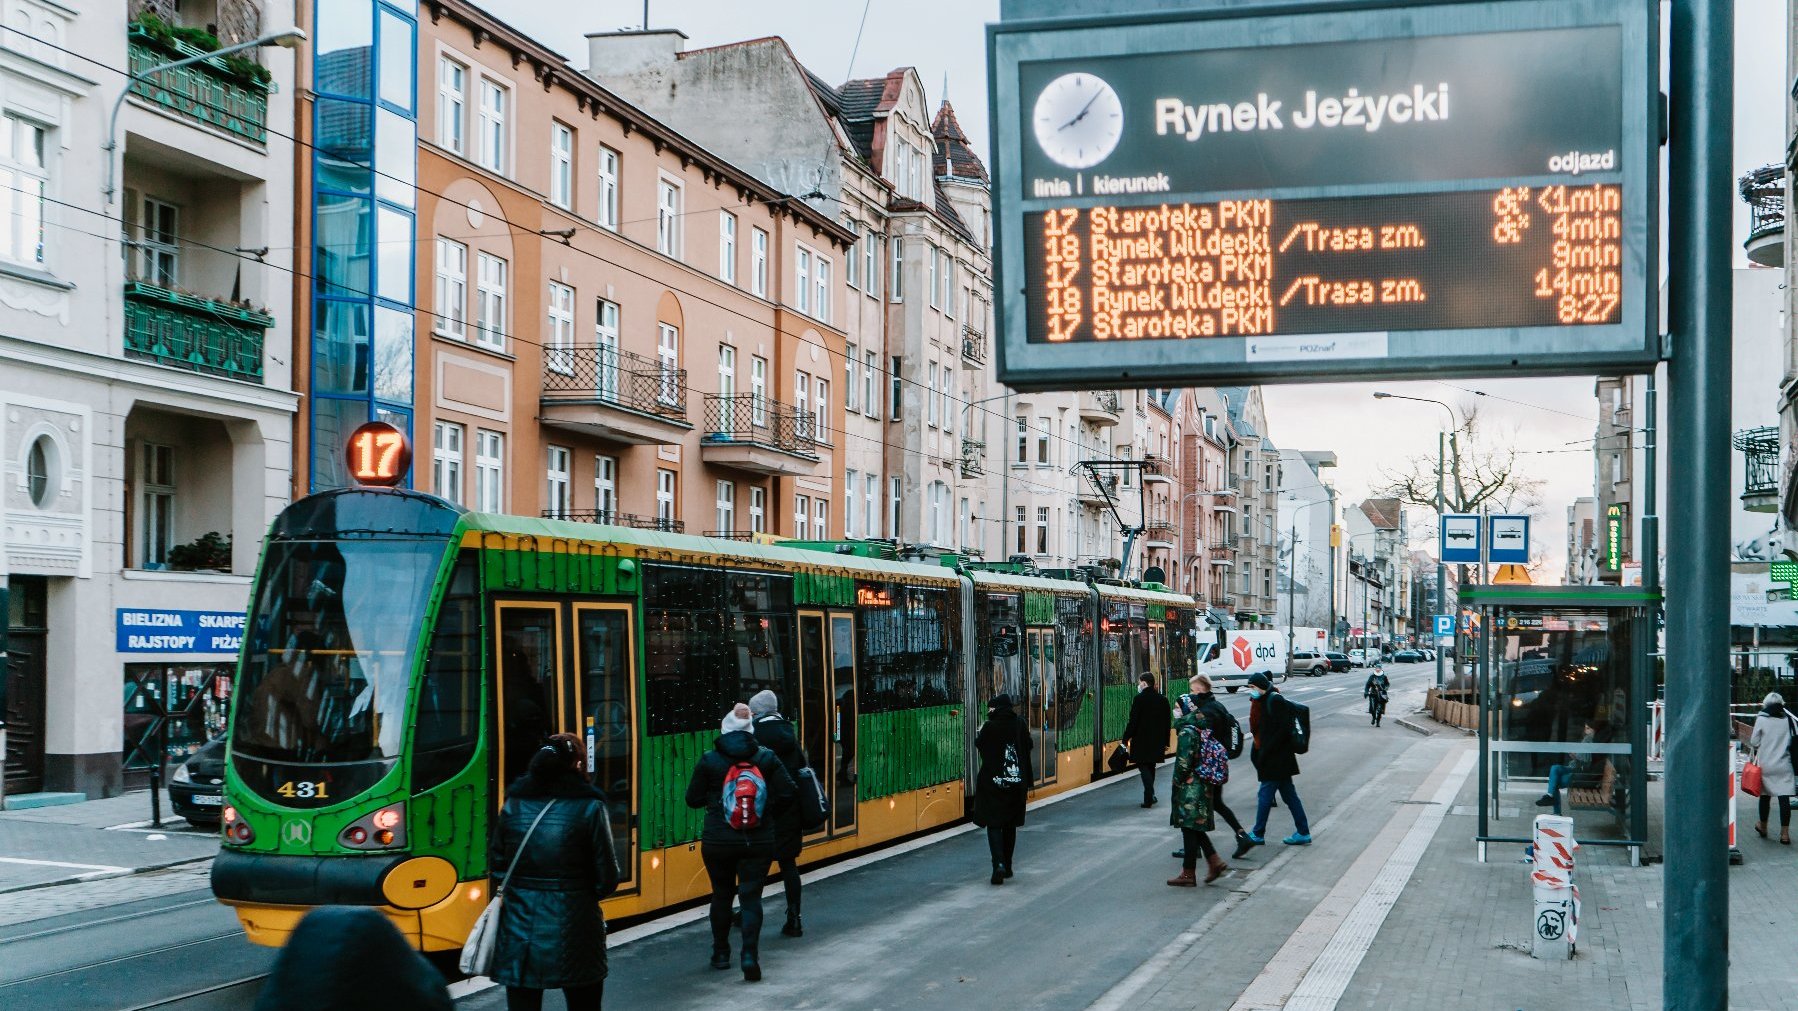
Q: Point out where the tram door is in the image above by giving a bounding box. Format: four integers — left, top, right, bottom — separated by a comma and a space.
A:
493, 602, 563, 802
1025, 629, 1057, 785
572, 604, 637, 889
798, 611, 857, 836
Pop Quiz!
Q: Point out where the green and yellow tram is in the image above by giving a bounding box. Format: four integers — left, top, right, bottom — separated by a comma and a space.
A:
210, 481, 1196, 950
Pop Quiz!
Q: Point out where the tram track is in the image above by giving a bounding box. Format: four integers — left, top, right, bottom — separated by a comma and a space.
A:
117, 974, 268, 1010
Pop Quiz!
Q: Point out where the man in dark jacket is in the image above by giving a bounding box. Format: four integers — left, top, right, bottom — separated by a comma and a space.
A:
749, 689, 809, 938
973, 694, 1033, 884
254, 906, 451, 1011
686, 703, 798, 982
1121, 673, 1174, 807
1244, 672, 1312, 847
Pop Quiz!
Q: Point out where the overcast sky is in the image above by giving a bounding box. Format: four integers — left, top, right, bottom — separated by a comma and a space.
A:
484, 0, 1787, 579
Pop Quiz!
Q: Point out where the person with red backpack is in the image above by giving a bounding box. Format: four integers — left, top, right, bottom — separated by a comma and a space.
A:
1166, 693, 1230, 886
685, 702, 797, 982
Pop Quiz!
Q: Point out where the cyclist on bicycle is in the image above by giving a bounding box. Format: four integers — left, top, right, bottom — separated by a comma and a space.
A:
1364, 667, 1391, 727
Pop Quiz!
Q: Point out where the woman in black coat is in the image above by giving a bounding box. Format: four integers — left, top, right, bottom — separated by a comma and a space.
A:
254, 906, 451, 1011
972, 694, 1033, 885
488, 733, 620, 1011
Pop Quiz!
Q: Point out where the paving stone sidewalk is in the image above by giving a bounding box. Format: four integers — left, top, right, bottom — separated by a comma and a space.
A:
0, 791, 217, 895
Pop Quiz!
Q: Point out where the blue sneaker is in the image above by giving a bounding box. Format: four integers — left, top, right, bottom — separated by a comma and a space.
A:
1282, 833, 1313, 846
1244, 832, 1266, 846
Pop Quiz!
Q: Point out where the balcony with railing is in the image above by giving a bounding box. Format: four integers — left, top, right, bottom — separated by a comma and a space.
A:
1735, 425, 1780, 513
1143, 520, 1178, 549
540, 509, 684, 533
126, 14, 272, 145
123, 280, 270, 382
700, 394, 820, 476
960, 324, 987, 367
960, 439, 985, 479
541, 345, 692, 445
1079, 390, 1121, 426
1741, 163, 1785, 267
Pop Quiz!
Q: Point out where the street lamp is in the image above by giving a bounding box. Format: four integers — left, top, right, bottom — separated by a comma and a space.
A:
1373, 391, 1457, 687
104, 27, 307, 203
1280, 493, 1332, 663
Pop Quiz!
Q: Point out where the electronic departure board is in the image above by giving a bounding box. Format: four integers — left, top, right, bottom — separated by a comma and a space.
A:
988, 0, 1656, 390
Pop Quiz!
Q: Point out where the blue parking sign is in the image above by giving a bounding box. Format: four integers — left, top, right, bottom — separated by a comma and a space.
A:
1433, 614, 1455, 638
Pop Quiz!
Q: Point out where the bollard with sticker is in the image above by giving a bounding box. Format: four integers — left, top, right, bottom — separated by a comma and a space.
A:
1530, 813, 1579, 959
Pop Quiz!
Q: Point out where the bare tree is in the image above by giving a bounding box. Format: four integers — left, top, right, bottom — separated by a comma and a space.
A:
1376, 405, 1545, 516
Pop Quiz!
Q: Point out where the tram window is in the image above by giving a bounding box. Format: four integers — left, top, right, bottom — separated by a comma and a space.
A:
415, 556, 480, 792
725, 571, 797, 707
578, 608, 634, 883
1101, 602, 1130, 687
644, 564, 798, 736
498, 610, 558, 791
975, 591, 1022, 705
1055, 595, 1089, 732
857, 582, 960, 712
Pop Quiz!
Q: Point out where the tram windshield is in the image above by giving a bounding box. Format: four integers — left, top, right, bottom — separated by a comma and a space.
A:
231, 537, 445, 764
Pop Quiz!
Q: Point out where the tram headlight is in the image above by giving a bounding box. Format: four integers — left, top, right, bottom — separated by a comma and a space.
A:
339, 803, 407, 850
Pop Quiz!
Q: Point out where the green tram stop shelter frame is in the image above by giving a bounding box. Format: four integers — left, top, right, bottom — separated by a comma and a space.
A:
1466, 585, 1657, 866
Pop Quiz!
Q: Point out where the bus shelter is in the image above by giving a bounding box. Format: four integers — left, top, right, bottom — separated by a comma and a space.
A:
1466, 585, 1657, 865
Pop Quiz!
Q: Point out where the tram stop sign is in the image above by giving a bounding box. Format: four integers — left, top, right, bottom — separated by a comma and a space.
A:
988, 0, 1657, 390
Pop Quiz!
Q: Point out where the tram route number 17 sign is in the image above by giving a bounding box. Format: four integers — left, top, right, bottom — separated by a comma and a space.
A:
117, 608, 246, 655
989, 0, 1656, 390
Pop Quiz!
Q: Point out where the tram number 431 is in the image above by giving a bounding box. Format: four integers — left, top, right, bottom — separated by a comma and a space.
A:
275, 780, 329, 800
347, 420, 412, 487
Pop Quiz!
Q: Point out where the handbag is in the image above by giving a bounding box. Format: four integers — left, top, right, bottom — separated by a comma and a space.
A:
460, 799, 557, 976
1107, 744, 1132, 773
1742, 760, 1766, 798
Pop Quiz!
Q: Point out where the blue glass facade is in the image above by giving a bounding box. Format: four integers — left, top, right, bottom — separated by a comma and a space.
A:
310, 0, 417, 489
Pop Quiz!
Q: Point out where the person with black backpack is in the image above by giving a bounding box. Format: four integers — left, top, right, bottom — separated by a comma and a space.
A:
1190, 673, 1255, 859
748, 690, 824, 938
685, 702, 797, 981
1243, 672, 1312, 848
972, 693, 1033, 885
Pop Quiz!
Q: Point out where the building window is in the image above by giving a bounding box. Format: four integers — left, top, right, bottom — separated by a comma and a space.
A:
928, 482, 947, 545
795, 494, 811, 539
595, 299, 621, 400
815, 497, 829, 540
752, 227, 769, 296
1036, 506, 1050, 554
750, 486, 766, 533
1016, 505, 1027, 554
434, 238, 467, 338
657, 322, 680, 406
474, 429, 504, 512
597, 146, 619, 230
656, 469, 676, 524
813, 256, 831, 323
717, 344, 735, 399
474, 252, 507, 349
432, 421, 464, 505
941, 365, 954, 432
845, 469, 859, 538
477, 79, 507, 173
863, 350, 878, 418
718, 212, 737, 284
845, 221, 860, 289
595, 454, 617, 517
942, 250, 955, 317
813, 377, 829, 441
546, 445, 570, 518
796, 248, 810, 314
845, 343, 859, 413
437, 57, 465, 154
549, 121, 573, 208
890, 476, 901, 536
959, 497, 970, 549
657, 178, 682, 258
890, 356, 902, 420
139, 442, 174, 567
1037, 418, 1051, 465
925, 363, 938, 428
751, 356, 767, 425
865, 473, 879, 538
1016, 416, 1028, 463
794, 370, 810, 438
927, 244, 939, 308
137, 196, 179, 286
890, 236, 904, 301
715, 479, 735, 533
864, 228, 879, 298
546, 281, 575, 373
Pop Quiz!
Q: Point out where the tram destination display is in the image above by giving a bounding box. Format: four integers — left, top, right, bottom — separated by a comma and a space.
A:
988, 1, 1656, 389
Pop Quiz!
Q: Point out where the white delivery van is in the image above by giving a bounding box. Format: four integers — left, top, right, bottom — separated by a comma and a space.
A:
1197, 630, 1290, 692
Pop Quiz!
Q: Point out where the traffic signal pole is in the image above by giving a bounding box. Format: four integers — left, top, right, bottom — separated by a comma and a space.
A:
1665, 2, 1732, 1007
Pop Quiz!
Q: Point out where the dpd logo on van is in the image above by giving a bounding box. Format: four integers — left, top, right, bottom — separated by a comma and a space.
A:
1231, 636, 1252, 670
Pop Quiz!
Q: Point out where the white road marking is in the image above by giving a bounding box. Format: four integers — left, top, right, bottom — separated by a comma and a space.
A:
0, 856, 130, 873
1323, 687, 1347, 693
1229, 747, 1476, 1010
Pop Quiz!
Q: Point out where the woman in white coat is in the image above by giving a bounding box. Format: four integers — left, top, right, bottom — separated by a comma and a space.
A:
1749, 691, 1798, 844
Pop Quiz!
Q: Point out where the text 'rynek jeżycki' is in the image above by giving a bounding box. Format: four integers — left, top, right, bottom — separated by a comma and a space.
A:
1155, 85, 1450, 142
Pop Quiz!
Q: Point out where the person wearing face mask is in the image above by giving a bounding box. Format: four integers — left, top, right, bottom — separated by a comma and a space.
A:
1242, 672, 1311, 847
1187, 674, 1254, 859
1121, 672, 1173, 807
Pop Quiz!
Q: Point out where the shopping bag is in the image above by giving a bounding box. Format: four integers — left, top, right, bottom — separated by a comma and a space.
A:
1107, 745, 1131, 773
1742, 760, 1765, 797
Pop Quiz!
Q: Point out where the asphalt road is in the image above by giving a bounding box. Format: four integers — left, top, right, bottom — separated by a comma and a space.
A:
0, 660, 1436, 1010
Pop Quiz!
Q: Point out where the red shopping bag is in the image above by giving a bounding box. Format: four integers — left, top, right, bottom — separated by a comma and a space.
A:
1742, 760, 1765, 797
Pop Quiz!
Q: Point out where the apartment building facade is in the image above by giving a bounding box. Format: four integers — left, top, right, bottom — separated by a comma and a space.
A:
1276, 449, 1338, 636
2, 0, 300, 797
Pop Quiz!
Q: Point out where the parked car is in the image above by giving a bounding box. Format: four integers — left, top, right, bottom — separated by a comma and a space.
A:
168, 737, 226, 828
1324, 650, 1353, 672
1421, 647, 1437, 662
1348, 649, 1369, 668
1288, 650, 1330, 677
1392, 649, 1425, 664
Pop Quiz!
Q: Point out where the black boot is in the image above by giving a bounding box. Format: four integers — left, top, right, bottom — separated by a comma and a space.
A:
1232, 831, 1255, 859
741, 947, 761, 982
1002, 864, 1014, 879
781, 912, 803, 937
991, 864, 1005, 885
710, 943, 731, 970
